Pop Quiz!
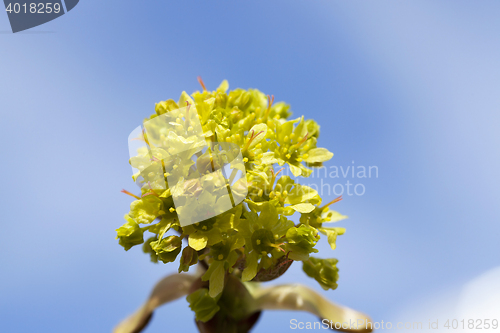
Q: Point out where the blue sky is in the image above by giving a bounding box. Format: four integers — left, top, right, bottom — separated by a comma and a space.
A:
1, 1, 499, 332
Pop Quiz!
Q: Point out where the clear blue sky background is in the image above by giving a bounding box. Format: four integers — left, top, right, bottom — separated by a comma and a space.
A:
1, 1, 499, 332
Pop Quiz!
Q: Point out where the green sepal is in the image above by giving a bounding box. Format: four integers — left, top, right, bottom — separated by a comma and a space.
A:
129, 195, 163, 224
147, 215, 179, 234
179, 246, 198, 273
318, 227, 346, 250
116, 215, 144, 251
285, 225, 319, 261
201, 260, 226, 298
155, 99, 179, 115
241, 251, 259, 282
302, 257, 339, 290
187, 288, 221, 322
142, 236, 159, 263
304, 148, 333, 163
150, 236, 182, 263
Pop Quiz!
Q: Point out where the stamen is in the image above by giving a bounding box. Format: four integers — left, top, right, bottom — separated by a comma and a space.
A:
298, 132, 309, 146
130, 136, 146, 143
321, 196, 343, 209
197, 76, 207, 92
141, 127, 151, 147
142, 181, 159, 198
121, 189, 140, 200
265, 95, 275, 119
254, 131, 264, 141
242, 130, 265, 152
270, 243, 286, 253
290, 132, 309, 152
275, 168, 285, 177
185, 101, 191, 127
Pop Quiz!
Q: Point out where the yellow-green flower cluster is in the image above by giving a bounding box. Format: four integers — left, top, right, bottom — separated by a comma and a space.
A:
117, 80, 348, 318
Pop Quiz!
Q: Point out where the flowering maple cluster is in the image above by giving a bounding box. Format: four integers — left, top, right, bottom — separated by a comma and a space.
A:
117, 80, 347, 322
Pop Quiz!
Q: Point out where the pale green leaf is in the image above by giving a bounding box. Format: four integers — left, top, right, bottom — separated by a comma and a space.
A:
319, 227, 346, 250
261, 152, 279, 164
217, 80, 229, 93
187, 288, 221, 322
325, 211, 348, 223
304, 148, 334, 163
242, 251, 259, 282
188, 233, 208, 251
289, 163, 302, 177
208, 261, 225, 298
290, 203, 316, 213
285, 185, 321, 205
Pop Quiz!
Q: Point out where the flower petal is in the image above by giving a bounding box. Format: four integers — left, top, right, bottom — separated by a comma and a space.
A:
304, 147, 334, 163
290, 203, 316, 213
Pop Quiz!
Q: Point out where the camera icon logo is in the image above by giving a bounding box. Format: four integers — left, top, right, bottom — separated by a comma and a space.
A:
128, 103, 248, 227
